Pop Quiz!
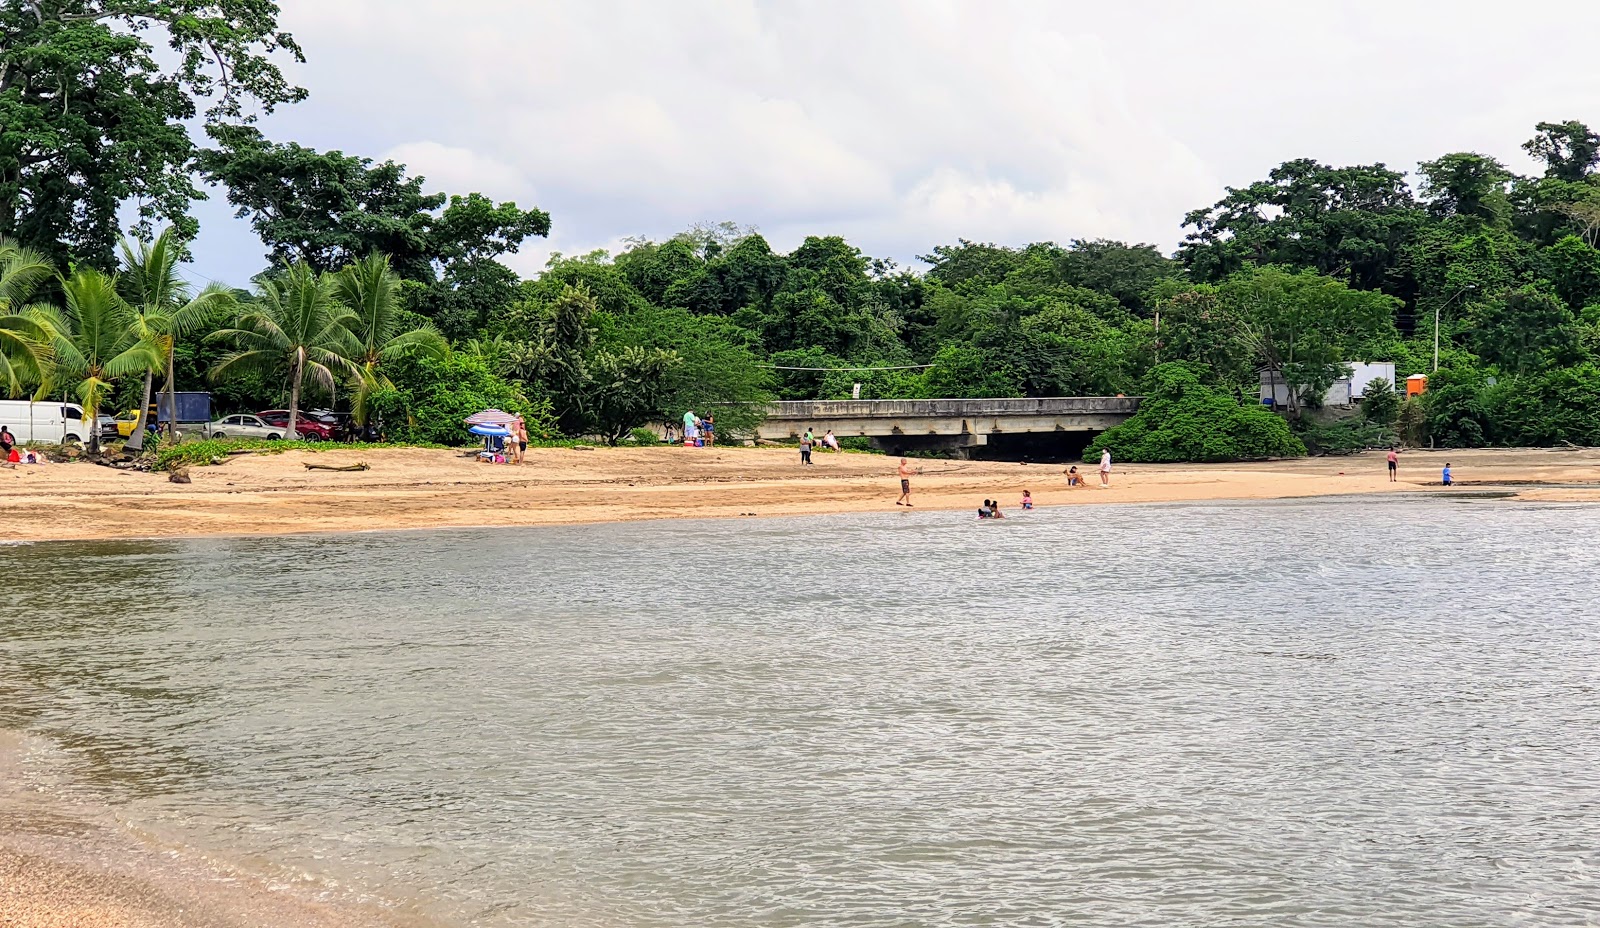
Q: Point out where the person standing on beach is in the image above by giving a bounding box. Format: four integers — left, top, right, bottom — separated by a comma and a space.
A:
1442, 462, 1453, 487
515, 417, 529, 464
896, 457, 919, 506
682, 410, 698, 445
1099, 448, 1113, 487
799, 430, 813, 465
1387, 447, 1398, 482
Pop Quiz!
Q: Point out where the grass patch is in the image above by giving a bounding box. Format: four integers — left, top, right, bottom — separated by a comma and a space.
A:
154, 439, 447, 471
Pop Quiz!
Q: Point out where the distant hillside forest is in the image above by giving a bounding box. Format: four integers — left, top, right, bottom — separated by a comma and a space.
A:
5, 6, 1600, 457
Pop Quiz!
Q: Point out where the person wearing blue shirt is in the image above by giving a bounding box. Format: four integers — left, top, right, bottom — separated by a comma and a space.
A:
1442, 463, 1453, 487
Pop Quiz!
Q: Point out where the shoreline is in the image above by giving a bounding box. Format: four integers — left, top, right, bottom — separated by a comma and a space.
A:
0, 729, 425, 928
3, 446, 1600, 544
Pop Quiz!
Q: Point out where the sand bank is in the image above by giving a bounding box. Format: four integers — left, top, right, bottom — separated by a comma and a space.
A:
2, 445, 1598, 544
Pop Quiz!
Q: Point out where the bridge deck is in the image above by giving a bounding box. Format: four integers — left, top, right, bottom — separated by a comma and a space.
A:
755, 397, 1140, 453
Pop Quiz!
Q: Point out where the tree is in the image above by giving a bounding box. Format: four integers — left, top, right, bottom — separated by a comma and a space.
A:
606, 305, 773, 435
118, 229, 235, 445
1360, 377, 1400, 425
209, 263, 359, 438
1468, 285, 1577, 375
368, 353, 548, 445
0, 2, 305, 266
1417, 153, 1515, 227
0, 237, 57, 395
1085, 363, 1305, 463
33, 268, 161, 452
1209, 268, 1398, 416
585, 345, 680, 444
1057, 239, 1179, 313
197, 129, 550, 283
503, 283, 600, 435
1523, 121, 1600, 183
1179, 160, 1423, 296
330, 255, 449, 426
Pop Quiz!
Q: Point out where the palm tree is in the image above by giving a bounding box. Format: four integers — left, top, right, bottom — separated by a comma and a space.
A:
119, 229, 236, 447
32, 269, 162, 453
331, 254, 448, 426
0, 237, 58, 397
209, 263, 360, 437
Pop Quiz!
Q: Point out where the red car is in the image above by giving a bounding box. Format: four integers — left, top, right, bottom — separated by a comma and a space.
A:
256, 410, 336, 441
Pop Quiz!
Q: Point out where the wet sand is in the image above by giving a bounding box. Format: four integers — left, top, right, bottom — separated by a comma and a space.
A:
0, 731, 418, 928
3, 445, 1599, 544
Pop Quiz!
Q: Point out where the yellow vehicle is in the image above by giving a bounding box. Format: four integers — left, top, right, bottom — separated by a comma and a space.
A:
114, 407, 155, 437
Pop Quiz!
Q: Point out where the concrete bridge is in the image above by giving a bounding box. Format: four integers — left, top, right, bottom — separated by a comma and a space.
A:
754, 397, 1141, 455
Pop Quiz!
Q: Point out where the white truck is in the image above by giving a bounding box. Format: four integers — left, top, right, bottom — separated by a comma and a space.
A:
0, 400, 91, 445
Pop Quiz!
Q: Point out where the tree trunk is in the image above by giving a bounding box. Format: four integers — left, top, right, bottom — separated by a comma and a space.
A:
162, 344, 177, 442
287, 350, 302, 439
125, 368, 154, 453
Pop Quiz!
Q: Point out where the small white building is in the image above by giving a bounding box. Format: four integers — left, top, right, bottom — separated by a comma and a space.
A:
1259, 361, 1395, 408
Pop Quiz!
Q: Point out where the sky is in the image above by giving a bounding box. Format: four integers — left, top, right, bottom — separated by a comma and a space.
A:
185, 0, 1600, 287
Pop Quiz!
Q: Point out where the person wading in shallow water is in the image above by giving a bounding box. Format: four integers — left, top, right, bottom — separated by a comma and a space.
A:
896, 457, 920, 506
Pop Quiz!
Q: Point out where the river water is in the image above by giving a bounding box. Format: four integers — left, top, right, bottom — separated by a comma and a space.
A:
3, 498, 1599, 926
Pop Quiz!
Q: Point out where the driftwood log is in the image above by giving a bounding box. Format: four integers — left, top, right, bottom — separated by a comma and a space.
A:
304, 462, 370, 472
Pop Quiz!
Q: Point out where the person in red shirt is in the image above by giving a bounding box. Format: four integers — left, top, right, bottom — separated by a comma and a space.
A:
1387, 447, 1399, 482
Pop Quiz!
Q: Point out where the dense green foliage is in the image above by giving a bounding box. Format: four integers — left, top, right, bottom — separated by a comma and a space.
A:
368, 354, 550, 445
0, 1, 304, 268
1085, 364, 1305, 463
2, 5, 1600, 458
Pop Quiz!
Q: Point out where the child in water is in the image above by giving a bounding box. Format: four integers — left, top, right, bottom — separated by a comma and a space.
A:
1020, 490, 1033, 510
989, 499, 1005, 519
977, 499, 992, 519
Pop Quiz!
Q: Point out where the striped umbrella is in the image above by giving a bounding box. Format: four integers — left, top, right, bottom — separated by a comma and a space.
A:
464, 409, 519, 427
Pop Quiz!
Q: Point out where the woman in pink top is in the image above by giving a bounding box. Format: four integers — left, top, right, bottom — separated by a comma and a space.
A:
1387, 447, 1398, 482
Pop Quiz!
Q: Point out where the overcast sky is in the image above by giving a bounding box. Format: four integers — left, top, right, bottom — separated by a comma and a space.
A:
186, 0, 1600, 286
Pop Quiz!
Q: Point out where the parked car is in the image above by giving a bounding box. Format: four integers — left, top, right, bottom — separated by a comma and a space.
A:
97, 414, 119, 441
256, 409, 335, 441
206, 414, 284, 441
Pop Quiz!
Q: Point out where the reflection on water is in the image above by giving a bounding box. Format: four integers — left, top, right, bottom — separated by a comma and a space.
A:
4, 500, 1600, 927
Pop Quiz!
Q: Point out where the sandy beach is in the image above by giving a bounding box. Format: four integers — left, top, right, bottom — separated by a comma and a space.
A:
2, 444, 1599, 544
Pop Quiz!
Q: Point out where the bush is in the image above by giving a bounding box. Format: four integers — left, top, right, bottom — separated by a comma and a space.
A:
153, 438, 444, 471
370, 354, 554, 445
1360, 378, 1399, 425
1293, 416, 1396, 455
628, 427, 661, 445
1486, 365, 1600, 446
1084, 363, 1306, 463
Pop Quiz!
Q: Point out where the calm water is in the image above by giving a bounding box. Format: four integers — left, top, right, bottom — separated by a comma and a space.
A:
3, 500, 1600, 926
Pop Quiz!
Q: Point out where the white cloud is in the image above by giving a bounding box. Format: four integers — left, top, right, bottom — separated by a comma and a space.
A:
188, 0, 1600, 284
380, 141, 532, 201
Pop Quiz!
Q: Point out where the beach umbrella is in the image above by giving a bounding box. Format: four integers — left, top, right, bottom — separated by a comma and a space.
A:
468, 424, 513, 437
465, 409, 519, 427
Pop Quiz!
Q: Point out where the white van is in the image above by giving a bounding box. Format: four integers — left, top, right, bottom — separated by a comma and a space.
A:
0, 400, 90, 445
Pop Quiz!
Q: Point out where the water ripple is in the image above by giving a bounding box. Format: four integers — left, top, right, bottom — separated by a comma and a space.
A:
3, 499, 1600, 926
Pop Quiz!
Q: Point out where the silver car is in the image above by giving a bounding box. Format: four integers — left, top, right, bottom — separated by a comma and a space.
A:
207, 414, 285, 441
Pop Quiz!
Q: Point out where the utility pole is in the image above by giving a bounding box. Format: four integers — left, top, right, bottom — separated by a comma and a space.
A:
1434, 284, 1478, 372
